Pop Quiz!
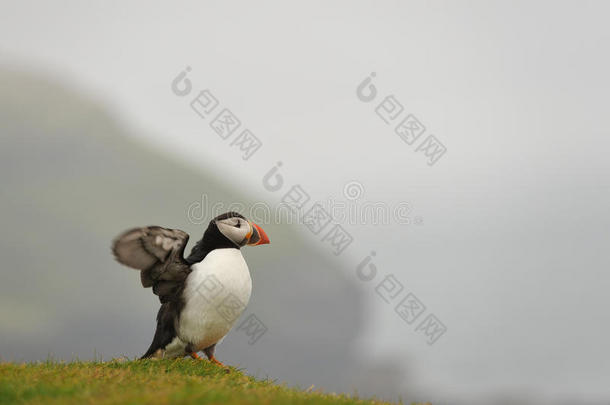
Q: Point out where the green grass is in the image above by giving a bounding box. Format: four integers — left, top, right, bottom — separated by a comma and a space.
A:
0, 359, 412, 405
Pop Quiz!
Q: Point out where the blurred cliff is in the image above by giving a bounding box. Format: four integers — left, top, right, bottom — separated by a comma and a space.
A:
0, 68, 405, 397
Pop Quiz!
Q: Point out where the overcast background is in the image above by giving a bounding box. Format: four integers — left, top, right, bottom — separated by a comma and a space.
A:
1, 1, 609, 404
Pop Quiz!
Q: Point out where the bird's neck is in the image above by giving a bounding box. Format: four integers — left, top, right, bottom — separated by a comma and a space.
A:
186, 232, 239, 264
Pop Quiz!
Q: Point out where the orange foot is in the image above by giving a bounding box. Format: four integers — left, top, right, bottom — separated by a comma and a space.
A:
208, 355, 230, 373
208, 355, 226, 367
192, 352, 229, 371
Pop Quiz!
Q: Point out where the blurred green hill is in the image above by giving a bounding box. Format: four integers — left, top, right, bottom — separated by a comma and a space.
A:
0, 68, 403, 397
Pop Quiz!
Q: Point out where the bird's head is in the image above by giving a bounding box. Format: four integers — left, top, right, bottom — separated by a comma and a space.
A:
209, 211, 270, 248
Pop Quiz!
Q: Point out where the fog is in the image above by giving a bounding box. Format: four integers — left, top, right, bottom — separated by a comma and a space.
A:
1, 1, 609, 404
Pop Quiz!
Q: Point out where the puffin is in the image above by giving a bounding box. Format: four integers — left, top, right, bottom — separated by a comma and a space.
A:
111, 211, 269, 366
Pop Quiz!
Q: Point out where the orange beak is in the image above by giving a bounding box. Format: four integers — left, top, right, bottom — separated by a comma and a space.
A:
247, 222, 270, 246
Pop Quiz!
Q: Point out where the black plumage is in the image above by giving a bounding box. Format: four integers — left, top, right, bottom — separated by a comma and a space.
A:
111, 212, 246, 359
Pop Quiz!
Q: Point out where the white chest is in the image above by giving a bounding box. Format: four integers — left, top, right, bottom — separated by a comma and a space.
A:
178, 248, 252, 349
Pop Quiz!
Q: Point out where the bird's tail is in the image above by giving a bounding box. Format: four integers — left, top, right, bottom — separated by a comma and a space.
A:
140, 303, 177, 360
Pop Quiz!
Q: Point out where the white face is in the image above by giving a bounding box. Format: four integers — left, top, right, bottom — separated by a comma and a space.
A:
215, 216, 251, 247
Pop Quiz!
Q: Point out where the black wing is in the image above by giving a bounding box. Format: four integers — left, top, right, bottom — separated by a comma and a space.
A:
112, 226, 192, 358
112, 226, 191, 303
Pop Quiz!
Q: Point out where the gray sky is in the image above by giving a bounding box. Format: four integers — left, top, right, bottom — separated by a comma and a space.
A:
1, 0, 610, 403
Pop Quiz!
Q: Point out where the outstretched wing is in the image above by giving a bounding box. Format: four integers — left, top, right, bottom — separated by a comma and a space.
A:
112, 226, 191, 303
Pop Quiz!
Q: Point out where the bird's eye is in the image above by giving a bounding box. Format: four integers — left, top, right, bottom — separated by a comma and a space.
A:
234, 220, 241, 228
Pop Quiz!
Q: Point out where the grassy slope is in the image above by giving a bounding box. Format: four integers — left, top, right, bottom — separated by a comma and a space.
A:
0, 360, 405, 405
